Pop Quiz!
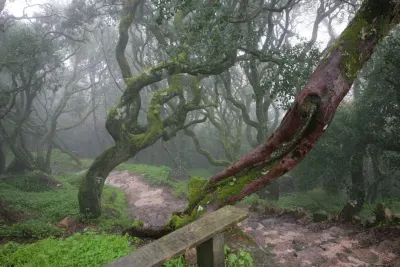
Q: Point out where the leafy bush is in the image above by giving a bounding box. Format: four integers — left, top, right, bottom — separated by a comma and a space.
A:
225, 245, 254, 267
0, 232, 136, 267
161, 245, 254, 267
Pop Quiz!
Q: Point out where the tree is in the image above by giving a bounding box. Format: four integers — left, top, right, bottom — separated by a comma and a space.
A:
79, 0, 400, 227
0, 1, 103, 174
293, 27, 400, 216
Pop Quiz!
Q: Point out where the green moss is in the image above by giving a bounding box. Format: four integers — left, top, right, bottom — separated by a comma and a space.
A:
188, 177, 208, 207
324, 0, 396, 82
125, 72, 150, 90
212, 169, 260, 203
340, 18, 368, 81
173, 9, 184, 28
167, 206, 205, 230
131, 220, 144, 227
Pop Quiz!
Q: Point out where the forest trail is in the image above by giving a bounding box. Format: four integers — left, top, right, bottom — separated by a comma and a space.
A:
105, 171, 187, 227
105, 171, 400, 267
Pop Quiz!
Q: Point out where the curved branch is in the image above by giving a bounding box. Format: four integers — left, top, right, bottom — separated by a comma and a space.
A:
184, 128, 231, 167
116, 0, 144, 80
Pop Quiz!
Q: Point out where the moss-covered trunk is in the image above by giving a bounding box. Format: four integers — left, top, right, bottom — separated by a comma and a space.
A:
78, 143, 131, 218
0, 143, 5, 175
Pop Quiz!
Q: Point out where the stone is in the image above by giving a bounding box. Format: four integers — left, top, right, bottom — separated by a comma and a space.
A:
384, 208, 392, 220
261, 218, 277, 228
327, 226, 342, 238
352, 249, 379, 264
313, 211, 329, 223
57, 216, 74, 229
376, 240, 395, 252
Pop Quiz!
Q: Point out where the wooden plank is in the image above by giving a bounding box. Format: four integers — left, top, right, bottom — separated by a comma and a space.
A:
105, 205, 248, 267
196, 232, 225, 267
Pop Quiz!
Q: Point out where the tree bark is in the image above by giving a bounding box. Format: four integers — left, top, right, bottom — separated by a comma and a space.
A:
0, 143, 5, 175
157, 0, 400, 232
78, 144, 132, 218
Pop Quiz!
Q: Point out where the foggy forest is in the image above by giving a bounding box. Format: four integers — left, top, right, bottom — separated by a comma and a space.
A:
1, 0, 400, 266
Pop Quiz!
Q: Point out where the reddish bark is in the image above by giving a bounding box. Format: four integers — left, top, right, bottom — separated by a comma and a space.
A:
124, 0, 400, 238
208, 10, 398, 205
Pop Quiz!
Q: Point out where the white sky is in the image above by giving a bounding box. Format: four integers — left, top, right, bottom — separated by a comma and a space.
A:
5, 0, 348, 46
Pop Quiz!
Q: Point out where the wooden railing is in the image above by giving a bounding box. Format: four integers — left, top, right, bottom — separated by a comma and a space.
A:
105, 205, 248, 267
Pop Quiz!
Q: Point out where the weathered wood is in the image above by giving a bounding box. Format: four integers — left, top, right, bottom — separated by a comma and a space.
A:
196, 232, 225, 267
105, 205, 248, 267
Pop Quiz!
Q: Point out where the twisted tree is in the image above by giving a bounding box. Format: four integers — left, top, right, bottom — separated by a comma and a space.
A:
79, 0, 400, 236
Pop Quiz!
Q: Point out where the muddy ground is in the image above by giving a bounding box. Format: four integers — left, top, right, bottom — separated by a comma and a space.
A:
106, 171, 400, 267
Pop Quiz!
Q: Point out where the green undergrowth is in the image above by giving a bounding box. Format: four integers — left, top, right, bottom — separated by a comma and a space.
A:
0, 231, 138, 267
360, 199, 400, 218
240, 188, 346, 215
0, 172, 131, 239
240, 188, 400, 218
1, 236, 253, 267
162, 245, 254, 267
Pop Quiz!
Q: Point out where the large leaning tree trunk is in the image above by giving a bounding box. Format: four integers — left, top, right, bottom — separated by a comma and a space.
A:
128, 0, 400, 236
80, 0, 400, 224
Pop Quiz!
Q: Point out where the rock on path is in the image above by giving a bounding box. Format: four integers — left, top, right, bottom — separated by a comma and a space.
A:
105, 171, 187, 227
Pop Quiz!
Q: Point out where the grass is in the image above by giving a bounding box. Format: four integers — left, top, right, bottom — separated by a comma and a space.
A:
0, 172, 132, 239
0, 232, 138, 267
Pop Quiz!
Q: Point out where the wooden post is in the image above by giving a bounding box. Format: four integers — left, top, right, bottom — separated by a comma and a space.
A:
105, 206, 248, 267
196, 232, 225, 267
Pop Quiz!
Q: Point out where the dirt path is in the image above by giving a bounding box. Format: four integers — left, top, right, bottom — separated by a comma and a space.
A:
106, 171, 187, 227
105, 171, 400, 266
238, 211, 400, 266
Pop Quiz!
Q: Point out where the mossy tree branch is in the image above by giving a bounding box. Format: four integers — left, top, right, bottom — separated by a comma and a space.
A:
132, 0, 400, 233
